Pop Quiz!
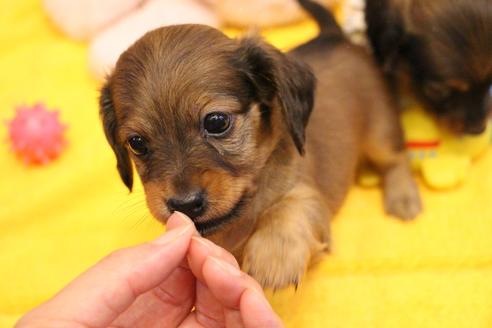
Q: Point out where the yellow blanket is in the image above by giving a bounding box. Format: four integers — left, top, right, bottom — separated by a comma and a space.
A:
1, 1, 492, 327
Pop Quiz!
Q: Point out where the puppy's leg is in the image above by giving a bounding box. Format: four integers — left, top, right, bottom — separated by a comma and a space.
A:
241, 183, 330, 290
365, 105, 422, 220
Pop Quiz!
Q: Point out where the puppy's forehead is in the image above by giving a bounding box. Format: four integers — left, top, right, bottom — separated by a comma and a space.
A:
111, 25, 251, 123
409, 0, 492, 81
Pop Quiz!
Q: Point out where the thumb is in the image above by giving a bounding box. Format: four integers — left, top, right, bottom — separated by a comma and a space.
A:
16, 212, 195, 328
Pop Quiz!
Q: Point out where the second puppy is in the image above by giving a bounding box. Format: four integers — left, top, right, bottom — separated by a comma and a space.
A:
100, 1, 421, 289
366, 0, 492, 135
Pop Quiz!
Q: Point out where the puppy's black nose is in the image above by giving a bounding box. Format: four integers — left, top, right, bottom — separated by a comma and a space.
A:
167, 191, 207, 219
464, 123, 487, 135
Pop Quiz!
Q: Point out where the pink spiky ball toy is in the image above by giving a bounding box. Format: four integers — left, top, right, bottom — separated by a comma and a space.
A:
7, 103, 67, 165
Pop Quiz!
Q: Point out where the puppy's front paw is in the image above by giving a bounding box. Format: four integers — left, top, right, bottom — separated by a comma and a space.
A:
241, 231, 311, 290
384, 178, 422, 220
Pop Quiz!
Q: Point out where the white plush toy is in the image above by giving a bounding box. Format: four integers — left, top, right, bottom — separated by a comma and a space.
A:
43, 0, 338, 79
340, 0, 367, 45
88, 0, 220, 79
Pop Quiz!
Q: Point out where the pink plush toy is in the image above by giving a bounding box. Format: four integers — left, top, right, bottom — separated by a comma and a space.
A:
7, 103, 67, 165
43, 0, 337, 79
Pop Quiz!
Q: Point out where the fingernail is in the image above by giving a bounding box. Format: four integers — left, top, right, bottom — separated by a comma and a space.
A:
172, 212, 199, 236
187, 237, 213, 266
192, 236, 214, 250
249, 288, 273, 311
153, 222, 192, 245
170, 211, 192, 226
246, 289, 283, 327
208, 256, 242, 277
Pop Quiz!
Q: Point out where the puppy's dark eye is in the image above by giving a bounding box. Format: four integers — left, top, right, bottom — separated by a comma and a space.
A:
424, 82, 451, 101
203, 112, 231, 135
127, 135, 148, 156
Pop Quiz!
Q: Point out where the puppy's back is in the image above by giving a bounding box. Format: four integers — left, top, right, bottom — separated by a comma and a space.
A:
294, 0, 398, 211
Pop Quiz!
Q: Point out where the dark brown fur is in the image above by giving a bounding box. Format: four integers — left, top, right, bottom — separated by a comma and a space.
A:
100, 3, 421, 289
366, 0, 492, 134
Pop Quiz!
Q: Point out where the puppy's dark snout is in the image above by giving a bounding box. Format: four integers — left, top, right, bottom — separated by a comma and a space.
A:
464, 123, 487, 135
167, 191, 207, 219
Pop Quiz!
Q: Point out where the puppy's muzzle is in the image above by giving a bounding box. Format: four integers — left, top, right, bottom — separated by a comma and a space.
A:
464, 123, 487, 135
167, 190, 207, 219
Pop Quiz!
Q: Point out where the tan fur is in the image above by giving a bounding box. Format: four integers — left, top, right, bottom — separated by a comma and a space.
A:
239, 40, 422, 288
100, 24, 421, 289
242, 183, 330, 288
300, 43, 421, 219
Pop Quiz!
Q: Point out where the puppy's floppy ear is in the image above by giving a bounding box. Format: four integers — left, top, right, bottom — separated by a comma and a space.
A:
99, 82, 133, 191
236, 37, 315, 155
365, 0, 406, 73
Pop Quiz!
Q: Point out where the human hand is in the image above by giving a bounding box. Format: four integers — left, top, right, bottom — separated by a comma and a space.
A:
16, 212, 283, 328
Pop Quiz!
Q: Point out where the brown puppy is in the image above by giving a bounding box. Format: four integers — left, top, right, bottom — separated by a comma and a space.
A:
366, 0, 492, 135
100, 1, 421, 289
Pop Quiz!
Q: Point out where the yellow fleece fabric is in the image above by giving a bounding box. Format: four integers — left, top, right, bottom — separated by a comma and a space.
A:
1, 1, 492, 327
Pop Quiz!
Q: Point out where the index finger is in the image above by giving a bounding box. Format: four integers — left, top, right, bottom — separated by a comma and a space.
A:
17, 212, 195, 328
202, 256, 283, 328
